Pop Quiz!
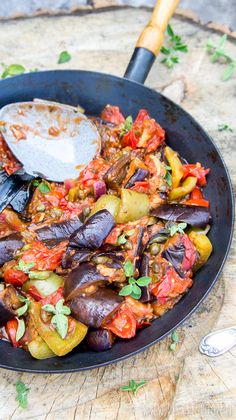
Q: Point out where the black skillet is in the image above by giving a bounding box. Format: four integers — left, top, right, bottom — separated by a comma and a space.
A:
0, 0, 234, 373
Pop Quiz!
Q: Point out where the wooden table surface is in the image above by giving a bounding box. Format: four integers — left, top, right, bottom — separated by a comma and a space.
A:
0, 8, 235, 420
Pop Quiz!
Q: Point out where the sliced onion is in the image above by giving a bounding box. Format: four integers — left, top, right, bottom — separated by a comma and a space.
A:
93, 180, 107, 198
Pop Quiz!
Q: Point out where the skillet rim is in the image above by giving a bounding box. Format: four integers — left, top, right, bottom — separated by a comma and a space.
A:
0, 69, 234, 373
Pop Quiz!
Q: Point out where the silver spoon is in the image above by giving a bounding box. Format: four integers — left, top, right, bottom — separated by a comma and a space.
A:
0, 100, 100, 211
199, 326, 236, 357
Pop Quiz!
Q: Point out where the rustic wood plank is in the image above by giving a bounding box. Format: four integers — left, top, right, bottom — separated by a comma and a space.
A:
0, 8, 235, 419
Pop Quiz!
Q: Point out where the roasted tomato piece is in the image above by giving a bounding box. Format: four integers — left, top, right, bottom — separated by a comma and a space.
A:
101, 105, 125, 125
3, 262, 28, 286
21, 240, 67, 271
5, 318, 27, 348
151, 267, 193, 300
105, 304, 136, 338
182, 163, 210, 187
183, 187, 209, 207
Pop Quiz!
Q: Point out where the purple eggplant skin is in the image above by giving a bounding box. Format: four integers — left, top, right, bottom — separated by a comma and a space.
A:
69, 288, 123, 328
138, 253, 151, 303
10, 182, 32, 215
86, 329, 115, 351
69, 210, 115, 249
0, 286, 20, 327
36, 217, 82, 243
162, 241, 185, 277
125, 168, 149, 189
0, 233, 24, 267
64, 262, 108, 300
62, 247, 93, 269
104, 153, 131, 189
151, 204, 210, 228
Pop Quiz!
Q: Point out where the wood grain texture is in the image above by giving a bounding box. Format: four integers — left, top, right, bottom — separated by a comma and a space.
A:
0, 8, 235, 420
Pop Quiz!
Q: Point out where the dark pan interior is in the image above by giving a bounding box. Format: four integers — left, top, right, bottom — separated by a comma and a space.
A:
0, 70, 234, 373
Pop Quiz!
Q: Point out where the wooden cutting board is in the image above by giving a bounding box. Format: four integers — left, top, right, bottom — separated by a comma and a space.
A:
0, 8, 235, 419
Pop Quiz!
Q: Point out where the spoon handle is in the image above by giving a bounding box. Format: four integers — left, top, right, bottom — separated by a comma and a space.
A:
0, 172, 33, 212
199, 327, 236, 357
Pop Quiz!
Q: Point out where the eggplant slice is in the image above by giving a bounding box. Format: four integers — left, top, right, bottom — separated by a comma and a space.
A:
125, 168, 149, 189
36, 217, 82, 243
64, 262, 108, 300
0, 286, 20, 327
86, 329, 115, 351
69, 288, 123, 328
0, 233, 24, 267
151, 204, 210, 227
69, 210, 115, 249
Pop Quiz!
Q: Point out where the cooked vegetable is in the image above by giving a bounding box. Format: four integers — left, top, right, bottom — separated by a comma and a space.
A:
138, 254, 151, 302
0, 233, 24, 267
0, 286, 20, 327
35, 217, 82, 243
61, 247, 93, 269
69, 288, 123, 328
151, 204, 210, 227
169, 176, 197, 201
188, 229, 213, 270
64, 263, 108, 300
69, 210, 115, 249
105, 304, 136, 338
10, 182, 33, 214
23, 272, 64, 298
104, 153, 131, 188
28, 336, 56, 359
86, 329, 115, 351
30, 301, 87, 356
164, 146, 183, 188
116, 189, 150, 223
89, 195, 121, 220
125, 168, 149, 189
162, 234, 198, 277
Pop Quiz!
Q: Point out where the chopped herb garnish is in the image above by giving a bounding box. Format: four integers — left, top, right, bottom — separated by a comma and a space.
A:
16, 260, 35, 273
58, 50, 71, 64
119, 260, 151, 300
160, 24, 188, 69
16, 296, 31, 317
169, 330, 180, 352
117, 234, 127, 245
168, 222, 187, 237
32, 179, 40, 187
165, 165, 172, 187
15, 380, 30, 409
42, 299, 71, 339
38, 182, 51, 194
119, 115, 133, 137
205, 35, 236, 81
218, 123, 233, 132
120, 379, 148, 395
16, 318, 25, 342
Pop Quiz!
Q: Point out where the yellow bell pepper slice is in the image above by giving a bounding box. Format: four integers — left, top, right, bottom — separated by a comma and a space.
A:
28, 336, 56, 360
164, 146, 183, 188
188, 229, 213, 270
169, 176, 197, 201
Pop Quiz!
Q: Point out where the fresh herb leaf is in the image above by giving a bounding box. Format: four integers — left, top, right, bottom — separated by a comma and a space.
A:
119, 285, 133, 296
16, 297, 30, 317
15, 380, 30, 409
119, 274, 151, 300
1, 64, 25, 79
39, 182, 51, 194
119, 116, 133, 137
169, 342, 177, 351
169, 330, 180, 352
124, 260, 134, 277
218, 123, 233, 132
16, 260, 35, 273
165, 165, 172, 187
32, 179, 39, 187
168, 222, 187, 237
58, 50, 71, 64
205, 35, 236, 81
136, 276, 151, 287
161, 25, 188, 69
42, 299, 71, 339
16, 318, 25, 342
117, 234, 127, 245
120, 379, 148, 395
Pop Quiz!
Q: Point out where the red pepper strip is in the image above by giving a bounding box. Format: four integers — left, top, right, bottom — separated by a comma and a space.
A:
182, 164, 210, 187
5, 319, 20, 347
27, 286, 44, 301
183, 187, 209, 207
40, 287, 64, 307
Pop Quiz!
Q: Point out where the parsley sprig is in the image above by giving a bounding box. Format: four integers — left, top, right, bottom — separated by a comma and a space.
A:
119, 260, 151, 300
169, 330, 180, 351
42, 299, 71, 339
119, 116, 133, 137
205, 35, 236, 81
15, 380, 30, 409
120, 379, 148, 395
160, 25, 188, 69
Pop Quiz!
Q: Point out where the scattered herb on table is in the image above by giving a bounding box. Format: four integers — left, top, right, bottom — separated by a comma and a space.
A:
58, 50, 72, 64
15, 380, 30, 409
218, 123, 233, 132
1, 64, 25, 79
169, 330, 180, 351
205, 35, 236, 81
160, 24, 188, 69
120, 379, 148, 395
42, 299, 71, 339
119, 260, 151, 300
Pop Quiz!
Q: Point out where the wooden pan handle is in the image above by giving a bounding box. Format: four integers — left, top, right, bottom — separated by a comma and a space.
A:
136, 0, 180, 56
